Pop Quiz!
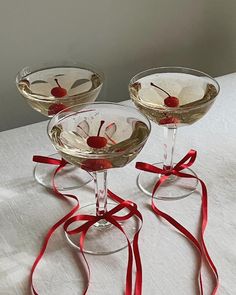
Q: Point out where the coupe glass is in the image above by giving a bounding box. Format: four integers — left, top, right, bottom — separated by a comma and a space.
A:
129, 66, 220, 200
16, 62, 104, 190
47, 102, 151, 254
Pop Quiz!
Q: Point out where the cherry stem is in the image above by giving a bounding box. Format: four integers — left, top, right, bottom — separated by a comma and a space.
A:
150, 82, 170, 97
55, 78, 62, 88
97, 120, 105, 136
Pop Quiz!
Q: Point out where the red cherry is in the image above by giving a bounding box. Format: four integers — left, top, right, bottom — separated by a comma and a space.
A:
87, 136, 107, 149
86, 120, 107, 148
51, 79, 67, 98
164, 96, 179, 107
81, 159, 112, 171
51, 87, 67, 98
48, 103, 67, 116
159, 117, 180, 125
150, 82, 179, 107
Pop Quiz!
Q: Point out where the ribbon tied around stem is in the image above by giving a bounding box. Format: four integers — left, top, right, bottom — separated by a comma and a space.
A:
136, 149, 219, 295
31, 155, 143, 295
64, 197, 143, 295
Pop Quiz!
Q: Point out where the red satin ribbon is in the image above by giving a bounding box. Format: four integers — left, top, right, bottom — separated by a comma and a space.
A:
136, 149, 219, 295
31, 155, 143, 295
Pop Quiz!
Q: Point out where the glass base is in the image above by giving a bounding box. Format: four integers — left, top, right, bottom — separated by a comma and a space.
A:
34, 153, 93, 191
65, 203, 139, 255
137, 162, 198, 200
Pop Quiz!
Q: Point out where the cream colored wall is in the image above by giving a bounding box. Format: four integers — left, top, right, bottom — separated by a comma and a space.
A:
0, 0, 235, 131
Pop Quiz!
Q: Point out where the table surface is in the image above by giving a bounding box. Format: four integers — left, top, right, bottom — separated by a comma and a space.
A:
1, 73, 236, 295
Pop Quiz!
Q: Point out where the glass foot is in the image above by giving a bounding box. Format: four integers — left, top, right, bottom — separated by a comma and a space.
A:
34, 153, 93, 191
65, 203, 139, 255
137, 162, 198, 200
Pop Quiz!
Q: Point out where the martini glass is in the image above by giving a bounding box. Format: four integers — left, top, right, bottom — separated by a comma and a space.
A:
47, 102, 151, 254
16, 62, 104, 190
129, 66, 220, 200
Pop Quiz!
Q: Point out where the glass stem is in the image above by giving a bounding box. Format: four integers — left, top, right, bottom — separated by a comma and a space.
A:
93, 170, 108, 217
163, 127, 177, 172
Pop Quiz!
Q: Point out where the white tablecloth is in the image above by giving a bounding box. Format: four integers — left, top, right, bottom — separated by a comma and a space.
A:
1, 73, 236, 294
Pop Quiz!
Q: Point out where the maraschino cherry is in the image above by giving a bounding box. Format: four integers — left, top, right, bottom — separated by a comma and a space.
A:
87, 120, 108, 149
51, 79, 67, 98
48, 103, 67, 116
81, 159, 112, 172
150, 82, 179, 107
159, 117, 180, 125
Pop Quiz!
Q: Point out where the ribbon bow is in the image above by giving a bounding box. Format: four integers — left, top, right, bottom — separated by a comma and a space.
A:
31, 155, 143, 295
136, 149, 219, 295
64, 196, 143, 295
